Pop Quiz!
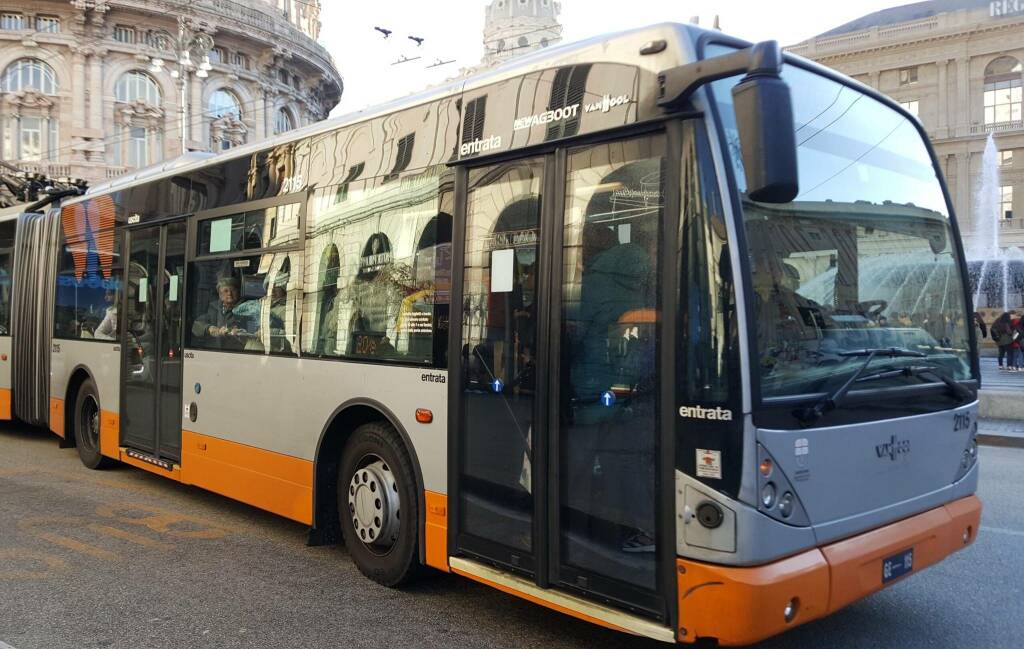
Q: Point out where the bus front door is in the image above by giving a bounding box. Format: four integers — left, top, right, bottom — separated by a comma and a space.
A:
452, 132, 669, 621
120, 221, 187, 463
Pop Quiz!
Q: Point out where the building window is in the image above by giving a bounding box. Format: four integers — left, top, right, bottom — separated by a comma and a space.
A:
114, 25, 136, 44
984, 56, 1023, 126
1001, 150, 1015, 167
127, 127, 148, 168
2, 58, 58, 94
518, 36, 529, 48
232, 52, 248, 69
1, 13, 25, 30
899, 100, 919, 117
1003, 185, 1015, 220
899, 67, 918, 86
279, 69, 289, 85
209, 89, 245, 151
115, 71, 161, 105
35, 16, 59, 33
209, 47, 226, 65
274, 108, 295, 135
2, 115, 57, 161
209, 89, 242, 119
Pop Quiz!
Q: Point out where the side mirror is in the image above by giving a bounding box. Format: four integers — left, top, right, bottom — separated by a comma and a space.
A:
732, 70, 799, 203
658, 41, 800, 204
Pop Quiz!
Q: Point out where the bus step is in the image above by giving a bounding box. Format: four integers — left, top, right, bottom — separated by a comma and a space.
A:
449, 557, 675, 643
124, 448, 175, 472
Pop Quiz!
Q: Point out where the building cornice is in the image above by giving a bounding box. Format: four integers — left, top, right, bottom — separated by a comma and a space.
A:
790, 14, 1024, 63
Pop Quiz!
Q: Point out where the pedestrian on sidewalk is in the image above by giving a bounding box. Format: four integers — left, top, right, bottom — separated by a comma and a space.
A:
974, 312, 988, 339
993, 311, 1014, 370
1012, 312, 1024, 371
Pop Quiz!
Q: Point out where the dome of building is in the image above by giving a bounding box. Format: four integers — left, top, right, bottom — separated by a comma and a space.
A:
483, 0, 562, 65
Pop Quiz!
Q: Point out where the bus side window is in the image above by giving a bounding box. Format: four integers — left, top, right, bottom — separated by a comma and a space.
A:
302, 167, 453, 367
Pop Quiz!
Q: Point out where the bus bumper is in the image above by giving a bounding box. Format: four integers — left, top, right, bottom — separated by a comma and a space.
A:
676, 495, 981, 646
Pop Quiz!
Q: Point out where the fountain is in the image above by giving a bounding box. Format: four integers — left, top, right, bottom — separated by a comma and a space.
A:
966, 133, 1024, 317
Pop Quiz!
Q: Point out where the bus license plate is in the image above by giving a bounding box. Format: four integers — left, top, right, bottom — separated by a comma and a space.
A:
882, 548, 914, 584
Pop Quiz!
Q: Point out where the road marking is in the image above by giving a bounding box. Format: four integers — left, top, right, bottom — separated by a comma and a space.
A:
88, 524, 172, 550
981, 526, 1024, 538
1, 640, 19, 649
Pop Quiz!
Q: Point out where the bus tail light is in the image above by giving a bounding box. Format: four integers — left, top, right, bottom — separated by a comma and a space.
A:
415, 409, 433, 424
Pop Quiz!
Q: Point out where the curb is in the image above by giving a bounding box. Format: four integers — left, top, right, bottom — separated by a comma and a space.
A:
977, 433, 1024, 449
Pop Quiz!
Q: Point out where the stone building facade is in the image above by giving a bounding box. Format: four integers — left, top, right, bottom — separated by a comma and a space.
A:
0, 0, 342, 186
790, 0, 1024, 252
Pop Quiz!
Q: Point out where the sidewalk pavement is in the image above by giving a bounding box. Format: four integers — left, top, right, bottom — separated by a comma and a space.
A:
978, 418, 1024, 449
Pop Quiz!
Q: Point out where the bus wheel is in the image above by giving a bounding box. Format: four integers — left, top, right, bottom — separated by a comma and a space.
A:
74, 379, 111, 470
339, 421, 423, 587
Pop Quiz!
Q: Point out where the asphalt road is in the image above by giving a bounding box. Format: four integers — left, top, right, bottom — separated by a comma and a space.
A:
1, 424, 1022, 649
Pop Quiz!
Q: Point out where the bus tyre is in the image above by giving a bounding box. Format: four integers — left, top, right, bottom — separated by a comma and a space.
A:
339, 421, 424, 587
73, 379, 111, 470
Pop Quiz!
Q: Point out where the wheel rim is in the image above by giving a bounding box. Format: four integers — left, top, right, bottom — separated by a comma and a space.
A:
347, 454, 400, 554
79, 395, 100, 452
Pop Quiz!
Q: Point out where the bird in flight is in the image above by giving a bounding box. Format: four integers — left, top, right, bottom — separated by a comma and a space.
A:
374, 26, 392, 38
408, 35, 425, 46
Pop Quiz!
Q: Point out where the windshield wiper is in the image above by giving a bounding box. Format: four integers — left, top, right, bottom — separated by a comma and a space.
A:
856, 364, 974, 401
795, 348, 926, 425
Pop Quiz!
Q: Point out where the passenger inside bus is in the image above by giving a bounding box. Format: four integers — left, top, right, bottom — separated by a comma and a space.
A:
191, 276, 251, 351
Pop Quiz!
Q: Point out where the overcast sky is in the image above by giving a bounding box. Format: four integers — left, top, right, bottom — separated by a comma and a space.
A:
318, 0, 907, 115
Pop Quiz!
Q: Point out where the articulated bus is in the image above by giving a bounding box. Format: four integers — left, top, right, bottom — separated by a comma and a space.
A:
2, 24, 982, 646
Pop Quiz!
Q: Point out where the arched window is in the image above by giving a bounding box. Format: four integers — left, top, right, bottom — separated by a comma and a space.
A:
984, 56, 1023, 126
115, 71, 161, 104
274, 107, 295, 135
1, 58, 59, 161
2, 58, 57, 94
208, 88, 242, 119
518, 36, 529, 48
208, 89, 245, 151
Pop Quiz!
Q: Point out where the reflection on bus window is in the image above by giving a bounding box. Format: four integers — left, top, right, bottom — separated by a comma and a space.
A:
54, 199, 121, 341
559, 135, 665, 590
303, 167, 453, 366
710, 56, 972, 398
196, 203, 300, 256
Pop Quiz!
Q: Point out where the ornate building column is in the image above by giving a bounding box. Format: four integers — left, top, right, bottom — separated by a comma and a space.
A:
937, 59, 949, 138
190, 74, 203, 150
956, 151, 972, 226
87, 48, 105, 133
956, 57, 970, 137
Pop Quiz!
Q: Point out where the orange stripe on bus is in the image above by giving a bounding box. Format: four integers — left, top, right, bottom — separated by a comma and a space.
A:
676, 495, 982, 646
424, 491, 449, 572
0, 387, 11, 421
99, 410, 119, 459
49, 398, 64, 438
180, 430, 314, 525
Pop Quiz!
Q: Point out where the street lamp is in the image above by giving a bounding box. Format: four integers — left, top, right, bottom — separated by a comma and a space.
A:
148, 16, 215, 152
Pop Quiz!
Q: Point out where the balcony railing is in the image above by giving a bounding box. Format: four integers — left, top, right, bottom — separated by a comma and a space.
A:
971, 121, 1024, 135
12, 161, 71, 177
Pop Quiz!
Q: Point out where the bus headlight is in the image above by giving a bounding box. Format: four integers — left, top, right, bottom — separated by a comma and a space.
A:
761, 482, 776, 508
779, 492, 795, 519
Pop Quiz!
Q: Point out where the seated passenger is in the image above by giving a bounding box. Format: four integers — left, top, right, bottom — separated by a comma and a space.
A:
191, 276, 249, 351
94, 289, 118, 340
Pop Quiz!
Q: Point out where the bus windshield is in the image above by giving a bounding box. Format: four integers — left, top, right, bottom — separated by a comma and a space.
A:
710, 55, 973, 401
